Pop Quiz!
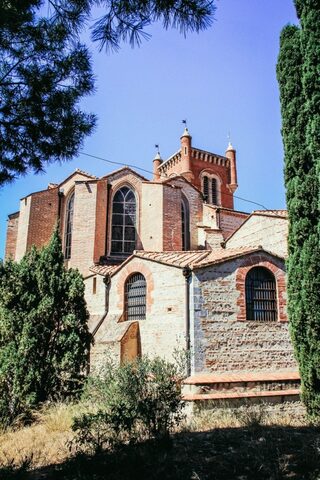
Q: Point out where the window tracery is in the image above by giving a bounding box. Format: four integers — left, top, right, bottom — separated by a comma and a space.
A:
201, 174, 220, 205
111, 186, 136, 255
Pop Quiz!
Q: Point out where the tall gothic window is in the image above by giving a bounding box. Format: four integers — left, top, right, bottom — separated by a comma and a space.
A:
124, 273, 146, 321
203, 176, 209, 202
245, 267, 277, 321
202, 174, 220, 205
64, 192, 74, 259
181, 196, 190, 251
211, 178, 218, 204
111, 186, 136, 255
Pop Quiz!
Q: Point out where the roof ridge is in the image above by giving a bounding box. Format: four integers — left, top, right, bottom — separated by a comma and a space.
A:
75, 168, 98, 179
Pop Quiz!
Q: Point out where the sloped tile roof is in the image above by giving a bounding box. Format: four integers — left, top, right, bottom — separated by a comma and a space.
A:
252, 209, 288, 218
192, 246, 284, 268
89, 264, 119, 276
133, 250, 210, 267
74, 168, 98, 179
89, 246, 284, 277
193, 247, 261, 268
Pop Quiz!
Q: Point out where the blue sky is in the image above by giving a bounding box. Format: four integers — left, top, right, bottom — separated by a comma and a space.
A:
0, 0, 298, 258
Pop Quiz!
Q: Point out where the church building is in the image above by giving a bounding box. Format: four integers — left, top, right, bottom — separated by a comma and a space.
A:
5, 128, 300, 402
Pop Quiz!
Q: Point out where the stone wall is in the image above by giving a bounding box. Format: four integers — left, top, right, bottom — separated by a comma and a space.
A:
191, 253, 296, 374
84, 273, 106, 316
226, 213, 288, 257
91, 257, 186, 364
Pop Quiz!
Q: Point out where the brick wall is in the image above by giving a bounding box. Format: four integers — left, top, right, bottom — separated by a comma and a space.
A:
15, 196, 31, 260
219, 209, 248, 239
191, 252, 296, 373
69, 181, 97, 276
163, 184, 182, 250
167, 178, 203, 250
60, 172, 94, 252
161, 150, 234, 209
140, 182, 163, 251
93, 179, 109, 262
27, 187, 59, 250
226, 214, 288, 257
5, 212, 19, 259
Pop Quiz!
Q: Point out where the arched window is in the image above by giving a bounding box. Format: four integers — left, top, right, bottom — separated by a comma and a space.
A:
245, 267, 277, 321
211, 178, 218, 205
64, 192, 74, 259
111, 186, 136, 255
124, 273, 146, 321
203, 176, 209, 202
181, 196, 190, 251
201, 174, 220, 205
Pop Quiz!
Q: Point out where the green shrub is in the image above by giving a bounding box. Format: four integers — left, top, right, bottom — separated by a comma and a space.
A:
71, 356, 185, 453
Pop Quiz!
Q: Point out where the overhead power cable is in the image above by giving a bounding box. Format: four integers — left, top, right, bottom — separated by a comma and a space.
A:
80, 150, 283, 214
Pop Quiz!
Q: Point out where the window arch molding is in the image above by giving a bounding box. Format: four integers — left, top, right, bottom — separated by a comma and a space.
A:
181, 193, 190, 251
109, 183, 139, 256
200, 171, 221, 205
124, 272, 147, 321
235, 257, 287, 323
64, 190, 75, 260
245, 266, 277, 321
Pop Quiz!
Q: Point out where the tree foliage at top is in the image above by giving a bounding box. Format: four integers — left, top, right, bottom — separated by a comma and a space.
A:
0, 1, 96, 185
0, 0, 215, 186
0, 229, 92, 426
277, 0, 320, 416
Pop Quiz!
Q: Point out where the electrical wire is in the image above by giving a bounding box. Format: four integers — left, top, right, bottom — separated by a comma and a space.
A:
80, 150, 285, 215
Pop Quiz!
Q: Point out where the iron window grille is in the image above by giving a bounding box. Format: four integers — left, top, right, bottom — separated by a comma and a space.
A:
124, 273, 146, 321
245, 267, 277, 321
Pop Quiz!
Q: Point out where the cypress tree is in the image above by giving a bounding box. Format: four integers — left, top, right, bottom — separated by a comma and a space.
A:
0, 229, 92, 426
277, 0, 320, 416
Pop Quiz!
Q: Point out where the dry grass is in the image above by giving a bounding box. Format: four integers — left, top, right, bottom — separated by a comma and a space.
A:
0, 400, 315, 479
0, 403, 77, 470
184, 401, 308, 432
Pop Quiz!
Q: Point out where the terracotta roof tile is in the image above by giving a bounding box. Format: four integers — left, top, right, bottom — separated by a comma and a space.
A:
89, 246, 284, 277
192, 246, 271, 268
75, 168, 98, 179
89, 264, 119, 276
253, 209, 288, 218
134, 250, 210, 267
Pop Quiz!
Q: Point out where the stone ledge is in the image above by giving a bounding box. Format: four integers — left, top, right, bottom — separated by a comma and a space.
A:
183, 388, 300, 401
184, 370, 300, 385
